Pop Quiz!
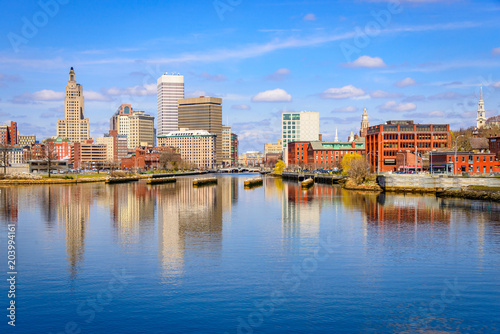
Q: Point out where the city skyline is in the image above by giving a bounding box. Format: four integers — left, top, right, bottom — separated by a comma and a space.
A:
1, 0, 500, 152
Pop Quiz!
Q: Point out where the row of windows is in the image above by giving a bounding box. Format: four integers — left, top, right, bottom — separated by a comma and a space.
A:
449, 156, 494, 163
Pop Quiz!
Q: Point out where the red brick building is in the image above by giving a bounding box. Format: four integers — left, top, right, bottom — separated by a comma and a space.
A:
0, 121, 17, 146
366, 121, 450, 172
489, 135, 500, 158
429, 152, 499, 175
288, 140, 365, 170
287, 141, 311, 167
121, 146, 178, 171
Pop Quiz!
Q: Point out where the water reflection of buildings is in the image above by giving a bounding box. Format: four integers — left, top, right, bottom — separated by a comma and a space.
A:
0, 187, 18, 223
364, 194, 452, 226
38, 186, 93, 281
157, 177, 236, 280
281, 180, 339, 251
106, 183, 157, 243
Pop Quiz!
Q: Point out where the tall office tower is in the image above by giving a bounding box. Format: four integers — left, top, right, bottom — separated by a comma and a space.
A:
157, 73, 184, 136
222, 125, 232, 166
281, 111, 320, 165
178, 97, 223, 166
57, 67, 90, 143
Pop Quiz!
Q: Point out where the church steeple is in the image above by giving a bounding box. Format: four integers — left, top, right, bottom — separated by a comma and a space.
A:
334, 128, 339, 142
360, 107, 369, 137
476, 84, 486, 129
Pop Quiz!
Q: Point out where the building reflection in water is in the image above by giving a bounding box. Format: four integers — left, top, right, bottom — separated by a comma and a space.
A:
0, 187, 18, 224
280, 180, 339, 253
157, 176, 234, 281
35, 185, 93, 283
107, 183, 156, 244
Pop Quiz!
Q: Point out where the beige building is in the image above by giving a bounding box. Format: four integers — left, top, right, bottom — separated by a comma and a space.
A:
222, 125, 232, 166
157, 129, 216, 169
178, 97, 222, 166
110, 104, 154, 149
57, 67, 90, 143
18, 135, 36, 147
265, 139, 282, 155
128, 111, 155, 149
72, 141, 107, 169
95, 136, 114, 161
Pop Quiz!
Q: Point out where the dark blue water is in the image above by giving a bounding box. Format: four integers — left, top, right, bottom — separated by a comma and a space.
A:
1, 174, 499, 333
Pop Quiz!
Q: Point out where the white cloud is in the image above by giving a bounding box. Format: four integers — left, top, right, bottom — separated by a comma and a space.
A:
31, 90, 65, 101
379, 100, 417, 112
252, 88, 292, 102
266, 68, 291, 81
320, 85, 365, 99
345, 56, 386, 68
106, 83, 156, 96
370, 90, 403, 98
332, 106, 358, 113
429, 110, 446, 117
493, 47, 500, 56
200, 72, 227, 82
85, 90, 112, 101
491, 81, 500, 88
232, 104, 251, 110
304, 13, 316, 21
395, 77, 417, 87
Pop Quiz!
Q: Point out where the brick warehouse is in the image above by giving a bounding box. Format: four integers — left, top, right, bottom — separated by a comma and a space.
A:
365, 120, 450, 172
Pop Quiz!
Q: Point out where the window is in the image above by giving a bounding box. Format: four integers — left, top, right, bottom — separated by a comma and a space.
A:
462, 156, 465, 162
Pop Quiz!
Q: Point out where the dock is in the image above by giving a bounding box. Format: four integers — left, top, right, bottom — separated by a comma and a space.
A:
193, 177, 217, 186
282, 172, 343, 184
244, 178, 263, 188
146, 177, 176, 185
105, 176, 139, 184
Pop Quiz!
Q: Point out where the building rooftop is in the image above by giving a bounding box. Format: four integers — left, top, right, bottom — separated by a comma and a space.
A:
159, 129, 215, 137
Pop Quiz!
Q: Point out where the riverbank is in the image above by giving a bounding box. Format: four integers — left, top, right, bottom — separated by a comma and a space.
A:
0, 171, 208, 186
437, 186, 500, 202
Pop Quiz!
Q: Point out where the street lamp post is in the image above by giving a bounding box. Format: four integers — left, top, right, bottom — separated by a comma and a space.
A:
454, 134, 465, 175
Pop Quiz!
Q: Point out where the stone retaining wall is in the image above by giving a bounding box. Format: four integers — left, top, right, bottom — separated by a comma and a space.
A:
378, 174, 500, 193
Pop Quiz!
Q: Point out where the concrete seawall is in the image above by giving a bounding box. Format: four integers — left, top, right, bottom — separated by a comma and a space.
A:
377, 174, 500, 193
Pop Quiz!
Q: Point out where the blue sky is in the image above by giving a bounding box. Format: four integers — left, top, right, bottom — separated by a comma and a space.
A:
1, 0, 499, 152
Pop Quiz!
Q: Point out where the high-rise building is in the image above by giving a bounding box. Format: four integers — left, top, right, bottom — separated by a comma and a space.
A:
222, 125, 232, 166
0, 121, 17, 146
110, 104, 154, 150
265, 139, 282, 155
360, 107, 369, 137
157, 129, 216, 169
178, 97, 223, 165
231, 133, 238, 166
477, 85, 486, 129
128, 111, 155, 149
157, 73, 184, 136
57, 68, 90, 143
281, 111, 320, 165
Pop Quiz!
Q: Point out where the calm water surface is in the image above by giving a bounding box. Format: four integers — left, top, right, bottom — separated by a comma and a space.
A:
1, 174, 499, 333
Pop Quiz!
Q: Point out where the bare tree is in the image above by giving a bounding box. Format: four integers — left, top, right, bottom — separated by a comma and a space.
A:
41, 142, 59, 178
159, 151, 181, 170
0, 144, 12, 174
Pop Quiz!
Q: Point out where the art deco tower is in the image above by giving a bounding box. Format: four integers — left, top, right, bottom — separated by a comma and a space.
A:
56, 67, 90, 142
476, 85, 486, 129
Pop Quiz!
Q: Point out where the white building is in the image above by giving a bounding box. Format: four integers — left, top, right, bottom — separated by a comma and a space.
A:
157, 129, 216, 169
281, 111, 320, 165
157, 73, 184, 136
7, 147, 24, 165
